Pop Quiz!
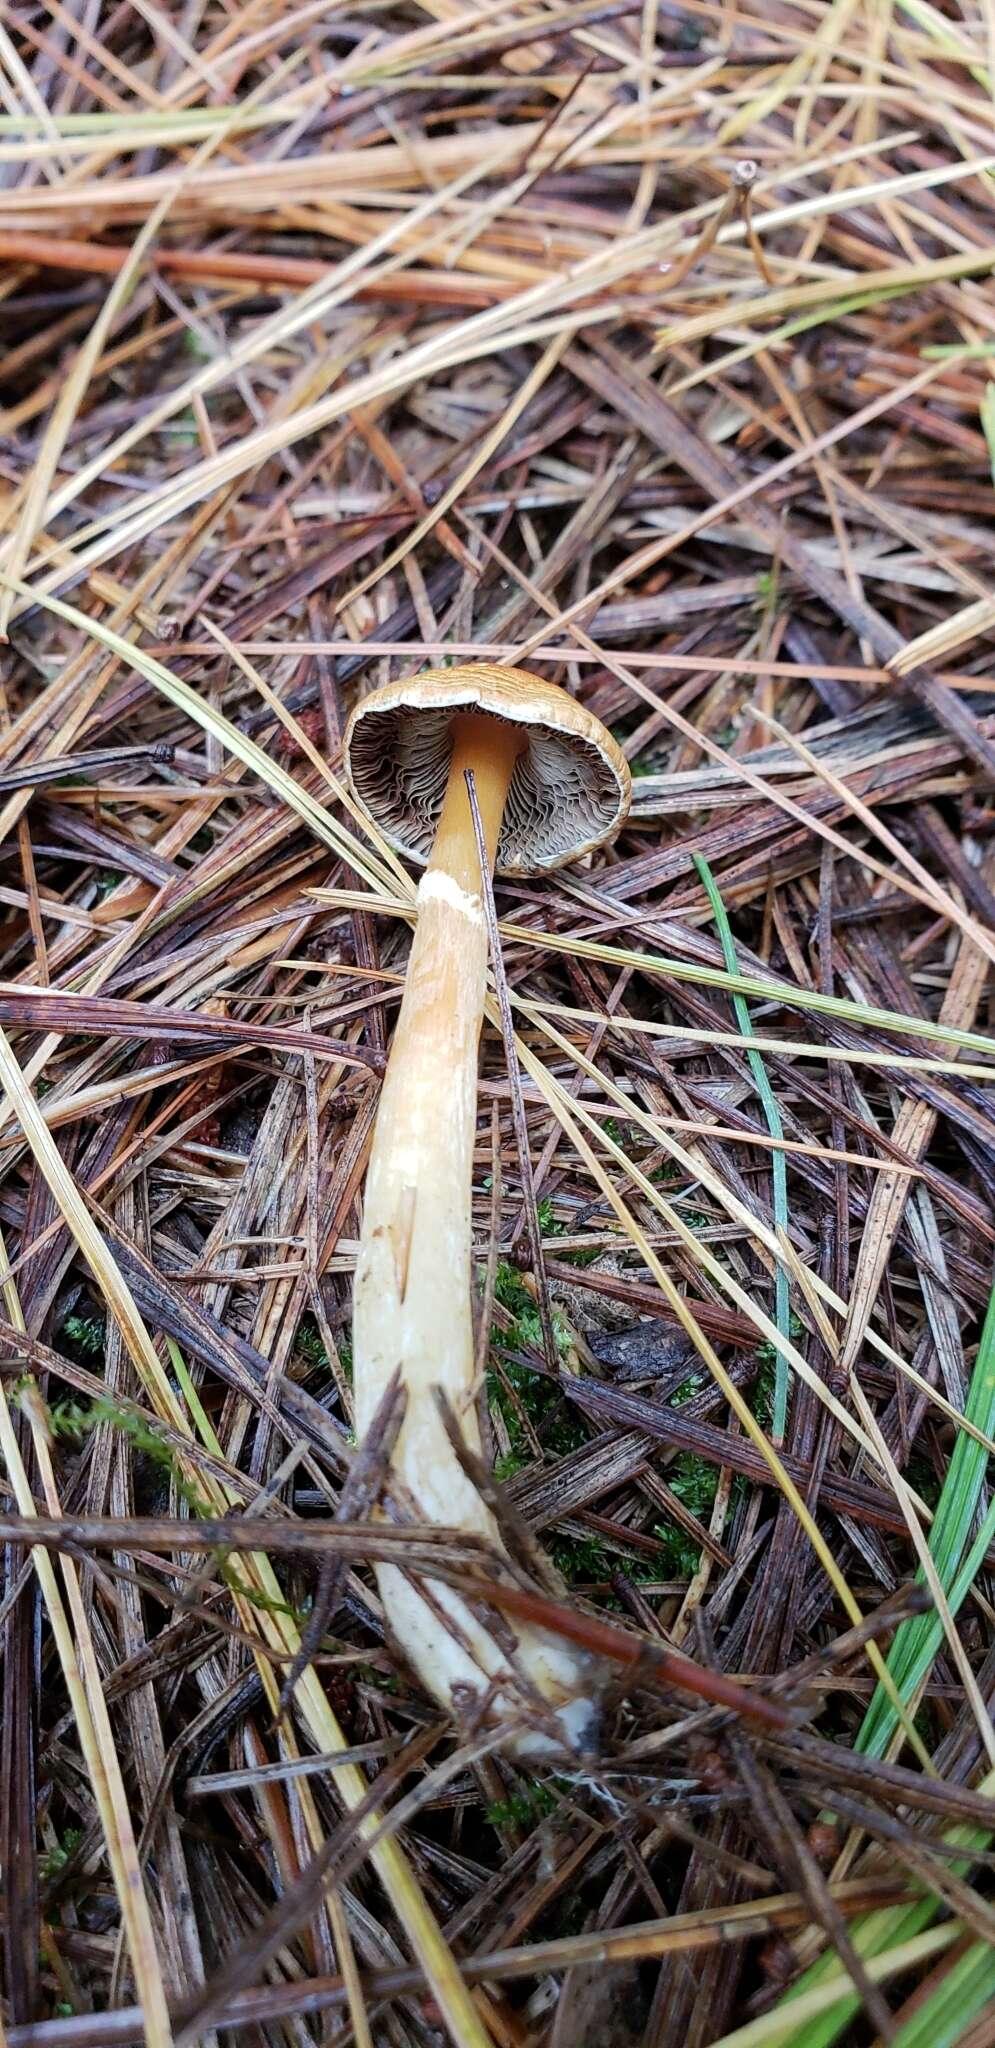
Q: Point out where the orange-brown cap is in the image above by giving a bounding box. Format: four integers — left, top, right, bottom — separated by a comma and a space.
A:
345, 663, 631, 876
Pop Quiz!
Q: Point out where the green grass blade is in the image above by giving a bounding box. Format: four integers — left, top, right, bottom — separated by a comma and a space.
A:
892, 1941, 995, 2048
858, 1281, 995, 1757
766, 1280, 995, 2048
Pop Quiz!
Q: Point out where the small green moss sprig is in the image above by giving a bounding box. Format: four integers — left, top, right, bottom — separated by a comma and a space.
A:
485, 1777, 563, 1831
47, 1394, 307, 1625
61, 1313, 105, 1358
488, 1262, 588, 1467
40, 1825, 83, 1883
48, 1394, 210, 1517
294, 1314, 352, 1386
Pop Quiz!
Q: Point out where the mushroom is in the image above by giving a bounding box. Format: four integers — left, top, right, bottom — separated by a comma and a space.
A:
345, 663, 630, 1751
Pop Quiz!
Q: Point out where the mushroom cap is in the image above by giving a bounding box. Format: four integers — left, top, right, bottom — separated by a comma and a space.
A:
344, 663, 631, 876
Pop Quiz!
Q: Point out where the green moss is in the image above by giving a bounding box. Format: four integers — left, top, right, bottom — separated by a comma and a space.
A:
48, 1395, 210, 1517
40, 1825, 82, 1882
494, 1259, 534, 1320
488, 1262, 595, 1466
43, 1393, 314, 1629
537, 1197, 565, 1237
552, 1524, 696, 1595
295, 1315, 352, 1386
485, 1777, 563, 1831
754, 565, 784, 615
494, 1447, 529, 1482
487, 1352, 587, 1465
220, 1567, 303, 1622
913, 1701, 936, 1748
47, 1397, 90, 1441
672, 1372, 705, 1406
754, 1310, 803, 1365
353, 1659, 399, 1695
906, 1452, 941, 1511
652, 1455, 749, 1574
61, 1313, 105, 1358
93, 870, 123, 901
492, 1262, 572, 1361
549, 1530, 612, 1583
652, 1521, 702, 1578
489, 1267, 587, 1459
559, 1245, 600, 1268
750, 1355, 777, 1427
295, 1318, 327, 1367
668, 1451, 719, 1520
651, 1453, 721, 1575
678, 1207, 710, 1232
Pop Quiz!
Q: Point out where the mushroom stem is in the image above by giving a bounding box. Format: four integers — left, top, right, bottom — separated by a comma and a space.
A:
354, 715, 593, 1750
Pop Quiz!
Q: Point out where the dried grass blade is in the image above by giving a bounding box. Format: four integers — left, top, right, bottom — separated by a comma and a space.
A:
0, 1024, 489, 2048
695, 853, 791, 1440
0, 581, 408, 900
20, 1395, 174, 2046
510, 1032, 928, 1756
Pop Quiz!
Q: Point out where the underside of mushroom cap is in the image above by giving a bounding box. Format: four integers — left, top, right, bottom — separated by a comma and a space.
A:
344, 663, 631, 875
